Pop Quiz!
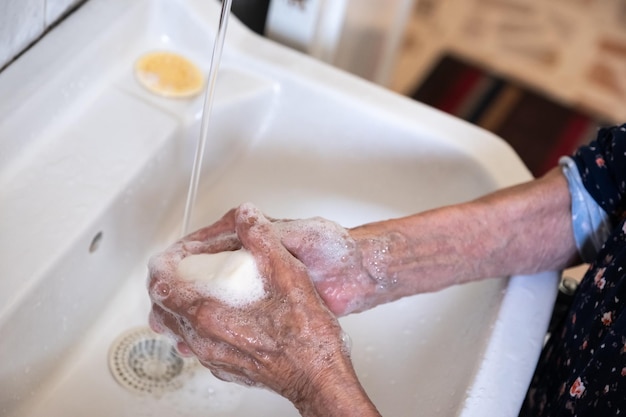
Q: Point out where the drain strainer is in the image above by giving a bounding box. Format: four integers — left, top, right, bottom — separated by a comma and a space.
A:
109, 327, 198, 395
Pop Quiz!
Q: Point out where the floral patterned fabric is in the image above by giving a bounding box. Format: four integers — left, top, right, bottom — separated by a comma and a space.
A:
520, 124, 626, 416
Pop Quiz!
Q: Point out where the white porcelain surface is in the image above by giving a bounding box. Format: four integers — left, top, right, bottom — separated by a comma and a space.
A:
45, 0, 83, 26
0, 0, 45, 68
0, 0, 559, 416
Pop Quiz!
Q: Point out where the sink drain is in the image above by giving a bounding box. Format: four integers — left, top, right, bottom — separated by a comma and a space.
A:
108, 327, 198, 395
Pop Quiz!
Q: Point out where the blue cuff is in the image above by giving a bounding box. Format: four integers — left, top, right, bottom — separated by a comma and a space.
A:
559, 156, 612, 262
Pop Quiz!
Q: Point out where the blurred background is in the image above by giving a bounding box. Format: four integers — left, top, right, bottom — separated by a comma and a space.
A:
392, 0, 626, 177
3, 0, 625, 175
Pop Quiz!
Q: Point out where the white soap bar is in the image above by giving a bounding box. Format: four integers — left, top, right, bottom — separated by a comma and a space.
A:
176, 250, 265, 307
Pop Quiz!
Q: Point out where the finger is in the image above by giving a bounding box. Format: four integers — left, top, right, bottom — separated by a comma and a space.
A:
176, 341, 194, 357
275, 217, 354, 266
157, 305, 248, 370
148, 269, 212, 320
182, 208, 237, 243
197, 344, 263, 387
147, 244, 186, 288
148, 244, 222, 317
149, 304, 186, 344
148, 264, 242, 349
235, 203, 287, 268
181, 232, 241, 255
148, 305, 167, 334
150, 304, 199, 357
235, 203, 310, 291
182, 233, 241, 255
180, 208, 242, 255
210, 368, 255, 387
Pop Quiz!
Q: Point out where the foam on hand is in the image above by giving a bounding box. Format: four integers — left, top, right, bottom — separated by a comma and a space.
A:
176, 250, 266, 307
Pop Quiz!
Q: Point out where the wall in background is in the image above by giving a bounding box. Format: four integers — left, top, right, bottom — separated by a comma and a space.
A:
0, 0, 85, 70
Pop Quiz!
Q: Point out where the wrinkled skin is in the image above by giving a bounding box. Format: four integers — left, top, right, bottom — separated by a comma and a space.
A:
147, 204, 350, 402
167, 207, 385, 316
147, 168, 578, 417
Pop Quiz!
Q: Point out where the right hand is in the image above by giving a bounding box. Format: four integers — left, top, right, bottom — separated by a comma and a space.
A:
272, 217, 398, 315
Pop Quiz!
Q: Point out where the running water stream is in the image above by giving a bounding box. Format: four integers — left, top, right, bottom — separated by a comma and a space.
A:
157, 0, 233, 365
181, 0, 233, 236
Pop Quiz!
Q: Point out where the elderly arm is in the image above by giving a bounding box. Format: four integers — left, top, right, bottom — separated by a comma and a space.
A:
266, 167, 579, 315
340, 167, 579, 312
146, 168, 577, 416
174, 168, 578, 316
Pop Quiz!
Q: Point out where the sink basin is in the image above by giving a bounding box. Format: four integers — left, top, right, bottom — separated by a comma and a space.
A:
0, 0, 559, 416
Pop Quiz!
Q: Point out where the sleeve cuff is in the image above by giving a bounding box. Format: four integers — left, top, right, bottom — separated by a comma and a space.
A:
559, 156, 612, 262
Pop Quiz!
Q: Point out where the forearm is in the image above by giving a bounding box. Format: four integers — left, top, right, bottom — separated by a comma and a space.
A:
351, 167, 579, 304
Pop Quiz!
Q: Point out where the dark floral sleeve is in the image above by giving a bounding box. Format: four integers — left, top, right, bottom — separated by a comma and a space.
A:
573, 124, 626, 224
520, 126, 626, 416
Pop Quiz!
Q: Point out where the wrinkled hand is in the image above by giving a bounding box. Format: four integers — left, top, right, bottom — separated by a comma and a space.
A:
147, 204, 350, 404
272, 218, 391, 315
174, 205, 396, 316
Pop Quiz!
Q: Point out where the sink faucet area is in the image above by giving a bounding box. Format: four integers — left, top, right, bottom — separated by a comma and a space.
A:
0, 0, 559, 416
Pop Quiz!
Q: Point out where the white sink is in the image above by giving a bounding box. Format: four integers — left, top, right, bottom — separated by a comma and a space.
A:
0, 0, 558, 416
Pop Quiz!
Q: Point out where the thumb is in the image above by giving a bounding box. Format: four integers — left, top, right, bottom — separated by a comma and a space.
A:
234, 203, 281, 260
235, 203, 308, 289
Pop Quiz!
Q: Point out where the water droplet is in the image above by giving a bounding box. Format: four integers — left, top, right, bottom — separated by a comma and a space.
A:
340, 331, 352, 352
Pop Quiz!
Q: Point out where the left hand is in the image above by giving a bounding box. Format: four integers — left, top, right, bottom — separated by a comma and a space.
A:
147, 204, 352, 403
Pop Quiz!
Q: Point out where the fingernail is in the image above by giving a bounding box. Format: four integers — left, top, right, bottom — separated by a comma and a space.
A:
176, 342, 194, 357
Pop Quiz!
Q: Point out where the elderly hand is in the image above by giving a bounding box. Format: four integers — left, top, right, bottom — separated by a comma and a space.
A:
173, 205, 402, 316
147, 204, 381, 416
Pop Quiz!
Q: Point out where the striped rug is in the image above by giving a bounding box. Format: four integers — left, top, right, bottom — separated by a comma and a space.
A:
411, 54, 602, 177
